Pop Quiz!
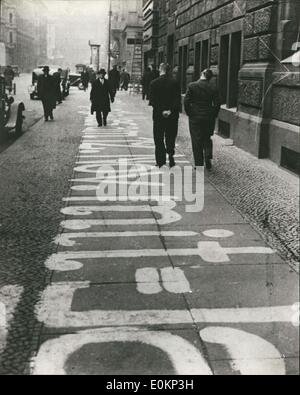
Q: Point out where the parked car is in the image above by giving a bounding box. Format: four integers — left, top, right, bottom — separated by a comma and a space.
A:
0, 75, 25, 139
69, 72, 83, 88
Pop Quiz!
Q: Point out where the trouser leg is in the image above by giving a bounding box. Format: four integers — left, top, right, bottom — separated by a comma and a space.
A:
165, 117, 178, 158
103, 112, 108, 125
189, 120, 204, 166
153, 117, 167, 166
96, 111, 103, 125
42, 100, 50, 118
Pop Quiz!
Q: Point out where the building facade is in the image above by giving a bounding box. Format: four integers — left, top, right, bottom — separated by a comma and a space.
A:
143, 0, 300, 173
111, 0, 143, 82
0, 0, 47, 71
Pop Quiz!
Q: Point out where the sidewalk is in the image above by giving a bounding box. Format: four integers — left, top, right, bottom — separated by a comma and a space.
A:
138, 94, 299, 272
31, 90, 299, 375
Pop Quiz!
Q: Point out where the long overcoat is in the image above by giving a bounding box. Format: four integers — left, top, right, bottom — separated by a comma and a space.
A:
90, 79, 114, 113
37, 74, 56, 109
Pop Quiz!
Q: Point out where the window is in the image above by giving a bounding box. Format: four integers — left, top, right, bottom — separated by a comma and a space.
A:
167, 35, 175, 67
219, 31, 242, 108
194, 39, 209, 80
127, 38, 142, 45
9, 31, 13, 44
9, 13, 13, 24
179, 44, 188, 93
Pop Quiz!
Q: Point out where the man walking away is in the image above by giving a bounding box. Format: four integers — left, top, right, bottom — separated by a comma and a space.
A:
81, 69, 90, 91
90, 69, 115, 127
120, 69, 130, 91
108, 65, 120, 95
37, 66, 56, 121
150, 64, 159, 81
53, 68, 63, 104
149, 63, 181, 168
141, 66, 152, 100
184, 69, 220, 169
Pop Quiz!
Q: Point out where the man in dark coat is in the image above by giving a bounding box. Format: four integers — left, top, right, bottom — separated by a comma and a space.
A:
120, 69, 130, 91
108, 65, 120, 95
149, 63, 181, 168
184, 68, 220, 169
150, 64, 159, 81
53, 68, 62, 104
37, 66, 56, 121
141, 66, 152, 100
81, 70, 90, 91
90, 69, 115, 127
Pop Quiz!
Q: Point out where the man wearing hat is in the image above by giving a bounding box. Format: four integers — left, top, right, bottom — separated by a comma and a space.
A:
37, 66, 56, 121
90, 69, 115, 127
184, 69, 220, 169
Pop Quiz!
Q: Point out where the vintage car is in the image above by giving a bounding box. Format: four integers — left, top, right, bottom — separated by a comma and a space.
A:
29, 65, 70, 99
69, 72, 83, 88
0, 75, 25, 139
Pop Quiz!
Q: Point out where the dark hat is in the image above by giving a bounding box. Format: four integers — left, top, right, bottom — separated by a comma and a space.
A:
97, 68, 106, 75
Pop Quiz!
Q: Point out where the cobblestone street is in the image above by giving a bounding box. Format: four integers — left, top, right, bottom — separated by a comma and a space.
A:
0, 87, 298, 375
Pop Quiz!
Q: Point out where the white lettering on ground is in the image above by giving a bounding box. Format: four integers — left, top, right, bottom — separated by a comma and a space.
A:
46, 241, 274, 268
61, 201, 181, 229
33, 327, 212, 375
200, 327, 286, 375
136, 268, 191, 294
203, 229, 234, 238
35, 282, 296, 327
54, 231, 198, 247
197, 241, 274, 262
0, 285, 23, 353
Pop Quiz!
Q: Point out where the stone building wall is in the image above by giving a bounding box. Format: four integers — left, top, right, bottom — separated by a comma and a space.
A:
145, 0, 300, 172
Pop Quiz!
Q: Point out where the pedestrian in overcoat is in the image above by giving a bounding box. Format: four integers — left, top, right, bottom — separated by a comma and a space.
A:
141, 66, 152, 100
184, 68, 220, 169
149, 63, 181, 168
120, 69, 130, 91
108, 65, 120, 95
37, 66, 56, 121
90, 69, 115, 127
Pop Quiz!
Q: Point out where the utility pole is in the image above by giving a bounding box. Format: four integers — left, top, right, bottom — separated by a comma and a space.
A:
107, 0, 112, 72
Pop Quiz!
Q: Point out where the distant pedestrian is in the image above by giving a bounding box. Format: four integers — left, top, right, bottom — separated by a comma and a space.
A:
88, 68, 96, 84
108, 65, 120, 95
4, 65, 14, 93
120, 69, 130, 91
81, 70, 90, 91
90, 69, 115, 127
37, 66, 56, 121
150, 64, 159, 81
184, 69, 220, 169
149, 63, 181, 168
141, 66, 152, 100
53, 68, 63, 104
